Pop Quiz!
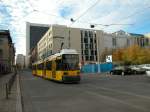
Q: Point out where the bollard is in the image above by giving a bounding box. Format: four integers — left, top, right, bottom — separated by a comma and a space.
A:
5, 73, 17, 99
8, 80, 11, 94
6, 83, 8, 99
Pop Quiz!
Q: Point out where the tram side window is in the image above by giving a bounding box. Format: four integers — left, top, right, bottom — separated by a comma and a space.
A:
38, 63, 43, 70
32, 65, 36, 70
46, 61, 52, 70
56, 59, 62, 70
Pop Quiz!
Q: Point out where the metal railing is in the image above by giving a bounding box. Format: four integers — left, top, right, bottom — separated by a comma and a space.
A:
5, 73, 17, 99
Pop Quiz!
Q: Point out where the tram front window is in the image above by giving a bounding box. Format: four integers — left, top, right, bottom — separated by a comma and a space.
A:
62, 54, 79, 70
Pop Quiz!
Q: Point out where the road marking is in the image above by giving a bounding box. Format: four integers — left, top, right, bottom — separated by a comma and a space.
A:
85, 84, 150, 100
67, 85, 149, 111
84, 90, 148, 111
16, 74, 22, 112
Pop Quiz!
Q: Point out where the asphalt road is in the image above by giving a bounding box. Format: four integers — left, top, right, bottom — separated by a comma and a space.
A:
20, 71, 150, 112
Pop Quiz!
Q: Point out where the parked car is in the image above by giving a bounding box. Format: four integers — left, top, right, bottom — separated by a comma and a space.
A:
110, 66, 133, 76
146, 70, 150, 77
130, 65, 146, 74
140, 64, 150, 77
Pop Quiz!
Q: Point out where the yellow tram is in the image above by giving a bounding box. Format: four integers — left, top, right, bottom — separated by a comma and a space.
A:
32, 49, 81, 83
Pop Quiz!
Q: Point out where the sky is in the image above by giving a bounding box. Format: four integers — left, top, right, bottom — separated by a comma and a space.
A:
0, 0, 150, 55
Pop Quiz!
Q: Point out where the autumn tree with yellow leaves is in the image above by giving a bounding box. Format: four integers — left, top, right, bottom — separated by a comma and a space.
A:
112, 45, 150, 65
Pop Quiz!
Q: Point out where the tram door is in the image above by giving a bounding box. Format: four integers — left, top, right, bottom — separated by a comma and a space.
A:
35, 65, 37, 75
52, 60, 56, 79
43, 63, 46, 78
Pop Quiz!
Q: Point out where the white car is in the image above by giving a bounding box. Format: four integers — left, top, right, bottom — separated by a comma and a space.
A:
146, 70, 150, 77
130, 65, 146, 74
141, 64, 150, 77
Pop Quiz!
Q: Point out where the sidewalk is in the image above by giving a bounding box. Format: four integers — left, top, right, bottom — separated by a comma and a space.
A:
0, 73, 17, 112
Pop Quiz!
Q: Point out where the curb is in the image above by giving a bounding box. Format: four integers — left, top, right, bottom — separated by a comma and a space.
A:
16, 74, 23, 112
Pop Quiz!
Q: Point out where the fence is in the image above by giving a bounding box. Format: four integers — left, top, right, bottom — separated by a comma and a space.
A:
5, 73, 17, 99
0, 73, 15, 101
81, 63, 113, 73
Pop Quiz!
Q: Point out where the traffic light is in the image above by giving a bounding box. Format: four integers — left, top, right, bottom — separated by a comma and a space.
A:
90, 25, 95, 28
70, 18, 75, 22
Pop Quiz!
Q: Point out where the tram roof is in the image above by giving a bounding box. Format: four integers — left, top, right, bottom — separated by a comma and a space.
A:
32, 59, 44, 65
32, 49, 78, 64
60, 49, 78, 55
45, 49, 78, 61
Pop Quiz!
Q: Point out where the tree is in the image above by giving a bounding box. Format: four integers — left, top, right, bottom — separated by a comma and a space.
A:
100, 48, 112, 62
112, 48, 124, 64
112, 44, 150, 65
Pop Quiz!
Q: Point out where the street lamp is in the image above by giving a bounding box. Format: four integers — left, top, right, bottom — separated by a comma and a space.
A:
68, 18, 75, 49
90, 24, 102, 67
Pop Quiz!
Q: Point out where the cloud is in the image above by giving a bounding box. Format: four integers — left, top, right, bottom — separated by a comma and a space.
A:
0, 0, 150, 55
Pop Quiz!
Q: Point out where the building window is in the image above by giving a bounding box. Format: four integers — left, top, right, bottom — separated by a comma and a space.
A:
90, 56, 94, 61
85, 44, 89, 49
138, 38, 141, 46
95, 56, 97, 61
127, 38, 130, 46
82, 50, 84, 55
94, 38, 97, 43
90, 50, 94, 55
145, 38, 149, 46
84, 50, 88, 55
84, 38, 88, 43
85, 56, 89, 61
82, 56, 84, 60
95, 50, 97, 55
85, 31, 88, 37
89, 31, 93, 37
90, 38, 93, 43
112, 38, 116, 46
90, 44, 93, 49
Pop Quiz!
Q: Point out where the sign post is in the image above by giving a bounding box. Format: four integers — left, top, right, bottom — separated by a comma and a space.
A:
106, 55, 112, 63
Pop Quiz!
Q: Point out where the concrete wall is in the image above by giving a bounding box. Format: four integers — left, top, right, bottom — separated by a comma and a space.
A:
70, 28, 82, 60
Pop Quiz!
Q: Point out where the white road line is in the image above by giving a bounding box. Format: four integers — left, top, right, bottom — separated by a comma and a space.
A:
68, 85, 149, 111
16, 74, 23, 112
85, 84, 150, 100
85, 90, 148, 111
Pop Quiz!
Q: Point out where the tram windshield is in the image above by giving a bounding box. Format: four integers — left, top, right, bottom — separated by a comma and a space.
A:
62, 54, 79, 70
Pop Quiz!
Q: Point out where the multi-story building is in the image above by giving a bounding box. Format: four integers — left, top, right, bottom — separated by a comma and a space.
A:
29, 46, 38, 66
112, 30, 150, 48
16, 54, 25, 69
37, 25, 101, 64
36, 25, 150, 65
26, 22, 51, 67
0, 30, 15, 73
97, 30, 150, 61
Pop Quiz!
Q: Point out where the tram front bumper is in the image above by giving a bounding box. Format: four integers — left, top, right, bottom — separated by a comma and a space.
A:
62, 75, 81, 82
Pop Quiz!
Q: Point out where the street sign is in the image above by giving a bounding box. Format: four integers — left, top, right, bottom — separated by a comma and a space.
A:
106, 55, 112, 62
